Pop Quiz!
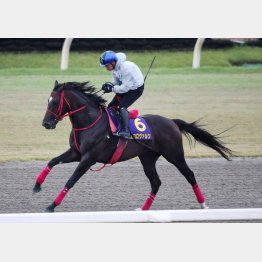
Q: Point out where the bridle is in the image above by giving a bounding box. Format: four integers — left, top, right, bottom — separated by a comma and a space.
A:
47, 90, 103, 151
48, 91, 87, 121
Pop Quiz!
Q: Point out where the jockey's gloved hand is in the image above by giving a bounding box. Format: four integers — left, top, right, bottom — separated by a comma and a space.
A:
102, 82, 114, 93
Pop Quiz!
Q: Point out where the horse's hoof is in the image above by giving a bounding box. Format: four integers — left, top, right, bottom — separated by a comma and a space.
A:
32, 182, 41, 194
45, 202, 56, 213
45, 206, 54, 213
200, 202, 209, 209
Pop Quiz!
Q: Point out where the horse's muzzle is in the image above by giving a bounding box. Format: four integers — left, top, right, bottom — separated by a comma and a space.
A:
42, 121, 57, 129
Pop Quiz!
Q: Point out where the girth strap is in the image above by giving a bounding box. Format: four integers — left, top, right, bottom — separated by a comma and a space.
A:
90, 138, 127, 172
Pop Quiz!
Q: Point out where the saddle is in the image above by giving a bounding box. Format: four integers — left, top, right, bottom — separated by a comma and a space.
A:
105, 108, 153, 140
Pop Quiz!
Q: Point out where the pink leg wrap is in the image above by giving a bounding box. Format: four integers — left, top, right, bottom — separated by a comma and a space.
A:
54, 187, 69, 206
141, 193, 156, 210
193, 184, 205, 203
36, 165, 51, 185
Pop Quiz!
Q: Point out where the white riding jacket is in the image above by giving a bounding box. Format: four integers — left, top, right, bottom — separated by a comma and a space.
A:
111, 53, 144, 94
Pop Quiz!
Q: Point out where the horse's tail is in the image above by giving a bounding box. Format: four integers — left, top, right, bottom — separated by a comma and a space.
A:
173, 119, 234, 161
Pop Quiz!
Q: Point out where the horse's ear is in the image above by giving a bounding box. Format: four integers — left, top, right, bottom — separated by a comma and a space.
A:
54, 80, 59, 87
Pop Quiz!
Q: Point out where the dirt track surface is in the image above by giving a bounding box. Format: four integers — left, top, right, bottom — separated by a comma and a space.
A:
0, 157, 261, 214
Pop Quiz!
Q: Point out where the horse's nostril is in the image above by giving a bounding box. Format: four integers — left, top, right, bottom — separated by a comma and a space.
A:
42, 122, 51, 129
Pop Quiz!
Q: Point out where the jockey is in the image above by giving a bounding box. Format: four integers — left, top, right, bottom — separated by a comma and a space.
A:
100, 51, 144, 139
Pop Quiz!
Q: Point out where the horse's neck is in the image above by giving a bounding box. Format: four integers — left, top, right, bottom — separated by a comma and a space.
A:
68, 94, 103, 129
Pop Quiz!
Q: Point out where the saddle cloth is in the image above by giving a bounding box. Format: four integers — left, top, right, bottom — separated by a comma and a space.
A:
105, 108, 153, 140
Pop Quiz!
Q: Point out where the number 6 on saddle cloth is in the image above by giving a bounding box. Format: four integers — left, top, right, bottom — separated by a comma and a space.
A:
106, 108, 153, 140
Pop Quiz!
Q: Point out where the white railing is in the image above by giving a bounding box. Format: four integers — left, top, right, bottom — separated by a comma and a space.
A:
193, 38, 205, 69
0, 208, 261, 223
60, 38, 74, 70
60, 38, 206, 71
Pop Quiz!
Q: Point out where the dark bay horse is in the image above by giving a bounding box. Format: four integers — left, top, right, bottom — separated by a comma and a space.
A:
33, 81, 233, 212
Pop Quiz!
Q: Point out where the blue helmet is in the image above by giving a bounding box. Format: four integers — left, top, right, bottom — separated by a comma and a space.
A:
100, 51, 117, 67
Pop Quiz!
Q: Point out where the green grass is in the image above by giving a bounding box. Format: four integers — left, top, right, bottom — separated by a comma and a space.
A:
0, 47, 262, 161
0, 46, 262, 71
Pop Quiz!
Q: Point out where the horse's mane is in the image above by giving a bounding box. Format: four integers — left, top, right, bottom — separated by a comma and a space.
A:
53, 81, 107, 108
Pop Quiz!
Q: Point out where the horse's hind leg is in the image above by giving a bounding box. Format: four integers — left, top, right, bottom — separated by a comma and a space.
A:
175, 159, 208, 209
162, 150, 208, 209
138, 151, 161, 210
33, 148, 80, 193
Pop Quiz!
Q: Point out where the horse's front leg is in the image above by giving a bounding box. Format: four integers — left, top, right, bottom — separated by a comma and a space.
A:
45, 155, 96, 212
33, 148, 80, 193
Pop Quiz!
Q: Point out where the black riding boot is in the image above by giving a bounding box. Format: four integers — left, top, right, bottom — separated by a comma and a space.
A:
117, 107, 131, 139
